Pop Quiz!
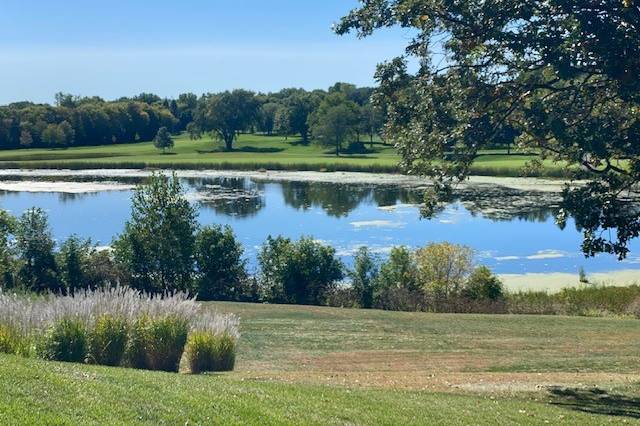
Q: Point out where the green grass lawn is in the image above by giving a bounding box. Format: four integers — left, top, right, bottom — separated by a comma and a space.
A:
0, 133, 570, 177
1, 302, 639, 424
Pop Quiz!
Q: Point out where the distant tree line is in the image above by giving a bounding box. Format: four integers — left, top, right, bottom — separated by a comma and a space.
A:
0, 83, 385, 155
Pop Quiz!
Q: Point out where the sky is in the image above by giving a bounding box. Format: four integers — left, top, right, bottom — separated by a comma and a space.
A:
0, 0, 414, 104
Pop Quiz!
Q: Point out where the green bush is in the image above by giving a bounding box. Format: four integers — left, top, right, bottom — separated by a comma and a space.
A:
144, 316, 189, 372
37, 318, 87, 363
87, 315, 128, 366
185, 331, 237, 374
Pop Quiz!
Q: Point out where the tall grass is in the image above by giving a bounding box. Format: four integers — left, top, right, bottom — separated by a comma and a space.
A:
0, 287, 239, 372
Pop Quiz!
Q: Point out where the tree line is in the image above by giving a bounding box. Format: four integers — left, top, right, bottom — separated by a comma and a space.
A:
0, 174, 504, 312
0, 83, 385, 155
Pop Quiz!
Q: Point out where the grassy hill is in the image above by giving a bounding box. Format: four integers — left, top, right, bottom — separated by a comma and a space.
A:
1, 302, 639, 424
0, 133, 570, 177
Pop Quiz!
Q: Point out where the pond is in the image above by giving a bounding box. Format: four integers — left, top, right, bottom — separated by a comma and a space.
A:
0, 170, 638, 277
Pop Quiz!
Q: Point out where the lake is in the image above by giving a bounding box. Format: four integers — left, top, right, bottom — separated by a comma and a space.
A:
0, 170, 638, 278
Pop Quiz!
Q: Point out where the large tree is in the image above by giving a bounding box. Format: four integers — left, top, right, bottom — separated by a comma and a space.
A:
337, 0, 640, 258
308, 92, 360, 156
197, 90, 260, 151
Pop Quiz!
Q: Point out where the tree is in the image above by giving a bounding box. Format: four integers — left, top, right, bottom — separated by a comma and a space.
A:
462, 266, 504, 301
19, 130, 32, 147
258, 102, 280, 135
186, 122, 202, 140
287, 92, 317, 143
414, 243, 474, 297
197, 90, 260, 151
360, 103, 384, 147
194, 225, 247, 301
0, 210, 16, 289
258, 236, 344, 305
349, 247, 379, 308
113, 173, 198, 293
308, 93, 359, 156
15, 208, 59, 293
274, 106, 292, 139
337, 0, 640, 258
153, 126, 174, 153
57, 235, 93, 293
377, 246, 419, 292
41, 123, 66, 147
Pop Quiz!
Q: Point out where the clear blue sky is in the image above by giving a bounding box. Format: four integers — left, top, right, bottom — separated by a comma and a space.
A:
0, 0, 413, 104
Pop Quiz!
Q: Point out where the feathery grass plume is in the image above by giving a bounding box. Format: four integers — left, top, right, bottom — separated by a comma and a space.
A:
0, 286, 240, 369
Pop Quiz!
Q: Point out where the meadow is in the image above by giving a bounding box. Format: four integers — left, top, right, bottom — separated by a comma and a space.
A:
1, 302, 639, 424
0, 133, 571, 177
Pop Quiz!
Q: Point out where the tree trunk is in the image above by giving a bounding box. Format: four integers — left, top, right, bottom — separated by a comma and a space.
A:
225, 136, 234, 151
335, 137, 340, 156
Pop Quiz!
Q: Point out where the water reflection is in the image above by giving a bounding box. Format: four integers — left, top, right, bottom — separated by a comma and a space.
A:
0, 176, 564, 223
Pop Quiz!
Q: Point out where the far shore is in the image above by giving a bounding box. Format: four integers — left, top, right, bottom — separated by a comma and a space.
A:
500, 269, 640, 293
0, 168, 578, 193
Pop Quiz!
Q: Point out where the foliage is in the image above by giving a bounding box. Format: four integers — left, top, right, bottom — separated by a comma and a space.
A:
337, 0, 640, 258
377, 246, 419, 292
113, 173, 198, 293
414, 243, 475, 296
462, 266, 504, 301
15, 208, 59, 293
196, 90, 260, 150
258, 236, 344, 305
153, 126, 174, 153
87, 315, 128, 366
184, 331, 237, 373
56, 235, 95, 292
37, 318, 88, 363
194, 225, 247, 301
0, 210, 16, 289
308, 92, 360, 156
349, 247, 379, 308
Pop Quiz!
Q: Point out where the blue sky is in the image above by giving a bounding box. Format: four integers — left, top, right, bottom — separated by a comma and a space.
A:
0, 1, 413, 104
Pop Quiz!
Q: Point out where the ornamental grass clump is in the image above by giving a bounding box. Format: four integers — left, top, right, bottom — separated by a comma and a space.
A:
184, 331, 237, 373
185, 309, 240, 373
87, 315, 129, 366
37, 318, 88, 363
0, 287, 240, 372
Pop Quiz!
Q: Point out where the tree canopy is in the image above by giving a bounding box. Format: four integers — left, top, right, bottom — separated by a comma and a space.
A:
196, 90, 260, 151
336, 0, 640, 258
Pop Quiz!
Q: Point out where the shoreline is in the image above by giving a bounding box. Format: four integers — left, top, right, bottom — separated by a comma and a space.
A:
0, 168, 576, 193
500, 269, 640, 293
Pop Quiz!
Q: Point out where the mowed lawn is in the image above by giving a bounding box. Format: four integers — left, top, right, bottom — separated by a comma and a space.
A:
0, 133, 569, 176
1, 302, 640, 424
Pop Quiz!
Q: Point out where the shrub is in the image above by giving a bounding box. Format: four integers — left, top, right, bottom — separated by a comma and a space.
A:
37, 318, 87, 363
258, 236, 344, 305
462, 266, 504, 301
185, 331, 237, 374
144, 316, 189, 372
194, 225, 248, 301
88, 315, 128, 366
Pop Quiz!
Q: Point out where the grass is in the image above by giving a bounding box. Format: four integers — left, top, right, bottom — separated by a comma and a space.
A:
0, 133, 572, 177
1, 302, 639, 424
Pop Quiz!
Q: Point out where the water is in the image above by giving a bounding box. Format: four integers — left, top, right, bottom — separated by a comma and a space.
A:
1, 175, 639, 275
